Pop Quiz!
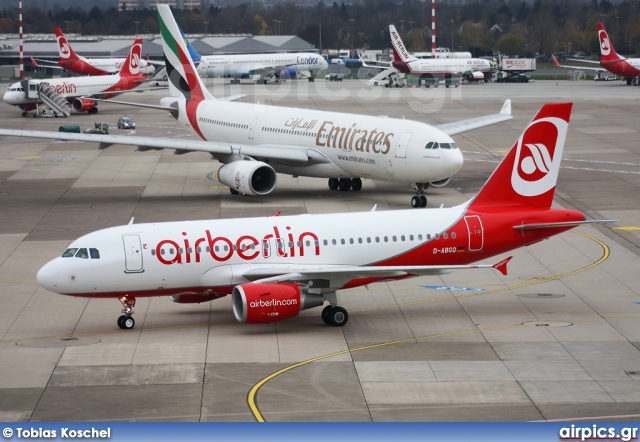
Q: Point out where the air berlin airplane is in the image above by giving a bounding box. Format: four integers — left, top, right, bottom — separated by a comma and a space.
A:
3, 38, 149, 115
35, 98, 610, 330
49, 27, 156, 76
552, 22, 640, 85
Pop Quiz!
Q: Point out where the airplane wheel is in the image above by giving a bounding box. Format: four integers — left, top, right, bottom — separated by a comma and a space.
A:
338, 178, 351, 191
117, 315, 134, 329
328, 178, 339, 190
411, 195, 421, 208
420, 195, 427, 207
351, 178, 362, 191
327, 306, 348, 327
321, 305, 333, 325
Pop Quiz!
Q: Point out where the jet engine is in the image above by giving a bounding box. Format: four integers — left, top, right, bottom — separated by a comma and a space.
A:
232, 283, 324, 324
281, 67, 298, 79
469, 71, 485, 81
217, 160, 277, 196
169, 292, 227, 304
72, 98, 97, 113
430, 177, 451, 188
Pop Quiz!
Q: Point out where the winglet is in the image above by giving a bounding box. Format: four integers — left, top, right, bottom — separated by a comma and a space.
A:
492, 256, 512, 276
30, 56, 38, 68
551, 54, 561, 67
500, 99, 511, 116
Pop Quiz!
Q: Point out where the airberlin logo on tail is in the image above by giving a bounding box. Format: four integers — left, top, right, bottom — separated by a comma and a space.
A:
599, 30, 611, 56
129, 43, 142, 74
511, 117, 567, 197
57, 37, 70, 58
390, 31, 410, 61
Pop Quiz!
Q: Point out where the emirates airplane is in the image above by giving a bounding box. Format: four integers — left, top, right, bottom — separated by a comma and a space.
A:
0, 8, 511, 207
3, 38, 149, 115
35, 97, 610, 330
364, 25, 494, 82
551, 23, 640, 85
36, 27, 156, 76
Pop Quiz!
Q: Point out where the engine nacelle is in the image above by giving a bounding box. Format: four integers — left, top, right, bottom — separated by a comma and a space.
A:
281, 67, 297, 79
218, 160, 277, 196
72, 98, 96, 112
430, 176, 451, 188
470, 71, 485, 81
169, 292, 227, 304
233, 283, 301, 324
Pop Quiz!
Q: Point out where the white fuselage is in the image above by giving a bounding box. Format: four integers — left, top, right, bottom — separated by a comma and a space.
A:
73, 55, 155, 75
3, 75, 137, 107
37, 205, 470, 297
405, 58, 493, 76
196, 52, 328, 78
184, 98, 464, 184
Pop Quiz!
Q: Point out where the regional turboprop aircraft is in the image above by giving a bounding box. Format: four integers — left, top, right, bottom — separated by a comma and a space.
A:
363, 25, 494, 82
0, 6, 512, 207
551, 23, 640, 85
3, 37, 149, 115
34, 95, 611, 330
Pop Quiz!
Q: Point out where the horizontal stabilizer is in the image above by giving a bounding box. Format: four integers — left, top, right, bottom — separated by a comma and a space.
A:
513, 219, 616, 230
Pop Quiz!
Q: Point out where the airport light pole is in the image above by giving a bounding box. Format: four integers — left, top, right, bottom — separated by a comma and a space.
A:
135, 21, 140, 36
65, 20, 69, 33
400, 20, 404, 39
203, 21, 208, 35
349, 19, 355, 49
451, 19, 454, 52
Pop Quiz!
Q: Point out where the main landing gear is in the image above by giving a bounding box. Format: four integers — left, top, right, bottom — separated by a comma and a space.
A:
117, 296, 137, 330
328, 178, 362, 192
411, 183, 429, 208
320, 292, 349, 326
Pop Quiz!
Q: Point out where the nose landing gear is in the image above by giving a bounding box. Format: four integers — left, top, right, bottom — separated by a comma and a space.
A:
411, 183, 429, 208
117, 296, 137, 330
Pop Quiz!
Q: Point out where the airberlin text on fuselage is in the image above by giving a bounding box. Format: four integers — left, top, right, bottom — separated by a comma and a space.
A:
48, 82, 77, 94
155, 225, 320, 265
315, 121, 394, 154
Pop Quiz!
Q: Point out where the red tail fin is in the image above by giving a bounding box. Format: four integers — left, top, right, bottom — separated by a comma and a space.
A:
468, 103, 572, 211
55, 27, 79, 63
119, 38, 143, 77
597, 22, 624, 63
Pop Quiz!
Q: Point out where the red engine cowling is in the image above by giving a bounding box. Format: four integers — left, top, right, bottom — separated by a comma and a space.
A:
72, 98, 96, 112
232, 283, 301, 324
169, 293, 227, 304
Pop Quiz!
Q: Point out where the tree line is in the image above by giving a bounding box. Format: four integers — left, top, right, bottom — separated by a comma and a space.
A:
1, 0, 639, 57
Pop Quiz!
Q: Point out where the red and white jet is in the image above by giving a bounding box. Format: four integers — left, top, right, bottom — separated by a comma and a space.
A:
35, 99, 610, 330
551, 22, 640, 85
364, 25, 494, 82
4, 37, 149, 115
44, 27, 156, 76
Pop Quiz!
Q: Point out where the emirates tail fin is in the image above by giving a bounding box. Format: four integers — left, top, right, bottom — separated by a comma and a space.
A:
468, 103, 572, 211
597, 22, 625, 63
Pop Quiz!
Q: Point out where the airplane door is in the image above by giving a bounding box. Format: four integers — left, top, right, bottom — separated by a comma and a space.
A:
249, 118, 258, 139
123, 234, 144, 273
464, 215, 484, 252
395, 132, 412, 158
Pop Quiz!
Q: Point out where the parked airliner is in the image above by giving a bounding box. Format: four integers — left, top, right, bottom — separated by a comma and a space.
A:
551, 23, 640, 85
48, 27, 156, 76
363, 25, 494, 82
3, 38, 149, 115
0, 7, 511, 207
34, 98, 610, 330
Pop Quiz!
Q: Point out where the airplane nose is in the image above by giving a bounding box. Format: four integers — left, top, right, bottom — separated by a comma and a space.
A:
450, 147, 464, 174
36, 260, 62, 293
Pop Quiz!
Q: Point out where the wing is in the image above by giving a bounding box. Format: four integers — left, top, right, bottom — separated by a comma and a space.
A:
0, 128, 329, 164
360, 57, 393, 70
242, 257, 512, 288
435, 99, 512, 136
551, 54, 605, 72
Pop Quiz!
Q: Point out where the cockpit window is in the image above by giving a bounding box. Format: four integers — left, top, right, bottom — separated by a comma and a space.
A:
90, 248, 100, 259
425, 142, 439, 149
75, 248, 89, 259
440, 143, 451, 149
62, 248, 78, 258
450, 143, 459, 149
